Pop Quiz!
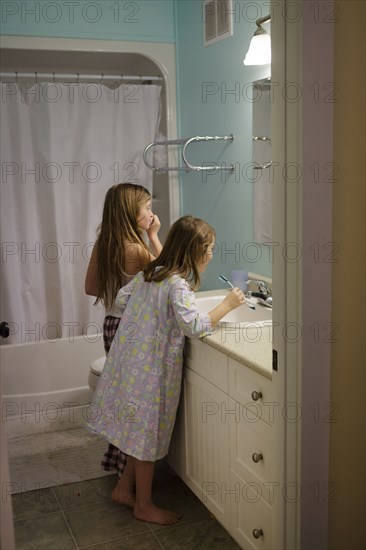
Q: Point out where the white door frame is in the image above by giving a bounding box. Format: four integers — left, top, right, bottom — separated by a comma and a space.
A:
271, 2, 302, 548
0, 390, 16, 549
272, 1, 334, 548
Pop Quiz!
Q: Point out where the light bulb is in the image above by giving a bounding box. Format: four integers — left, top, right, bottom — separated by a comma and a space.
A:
244, 30, 271, 66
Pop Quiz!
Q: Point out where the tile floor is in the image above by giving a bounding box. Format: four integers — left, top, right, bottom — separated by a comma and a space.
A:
11, 459, 242, 549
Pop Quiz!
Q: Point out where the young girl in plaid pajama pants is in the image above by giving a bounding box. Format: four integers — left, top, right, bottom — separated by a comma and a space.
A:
85, 183, 162, 504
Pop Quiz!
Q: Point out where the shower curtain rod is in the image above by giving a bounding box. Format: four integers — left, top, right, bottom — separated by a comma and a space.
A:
0, 71, 163, 83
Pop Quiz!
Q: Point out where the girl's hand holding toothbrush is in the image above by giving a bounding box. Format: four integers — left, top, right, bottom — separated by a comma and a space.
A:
222, 287, 246, 309
208, 287, 245, 327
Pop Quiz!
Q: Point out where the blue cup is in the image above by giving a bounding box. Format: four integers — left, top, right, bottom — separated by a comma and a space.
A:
230, 270, 248, 292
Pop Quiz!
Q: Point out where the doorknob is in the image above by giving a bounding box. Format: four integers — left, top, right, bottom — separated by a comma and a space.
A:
0, 322, 10, 338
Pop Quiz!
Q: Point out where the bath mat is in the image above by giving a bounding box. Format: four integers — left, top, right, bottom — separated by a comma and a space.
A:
7, 427, 114, 494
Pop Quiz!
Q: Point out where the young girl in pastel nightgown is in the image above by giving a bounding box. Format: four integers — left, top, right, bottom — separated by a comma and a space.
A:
86, 215, 245, 525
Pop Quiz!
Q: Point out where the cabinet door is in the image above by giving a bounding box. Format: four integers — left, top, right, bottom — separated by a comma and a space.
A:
167, 391, 186, 477
182, 367, 231, 530
185, 338, 229, 392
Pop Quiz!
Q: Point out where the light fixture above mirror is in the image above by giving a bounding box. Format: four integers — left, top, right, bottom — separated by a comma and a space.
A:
244, 15, 271, 66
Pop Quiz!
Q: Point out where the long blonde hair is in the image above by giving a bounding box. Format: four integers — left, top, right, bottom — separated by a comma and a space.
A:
95, 183, 151, 310
144, 215, 215, 290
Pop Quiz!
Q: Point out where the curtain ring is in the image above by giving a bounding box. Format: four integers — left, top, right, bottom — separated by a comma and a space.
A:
100, 74, 104, 84
53, 72, 56, 83
35, 71, 38, 84
120, 74, 124, 83
76, 72, 80, 85
15, 71, 18, 84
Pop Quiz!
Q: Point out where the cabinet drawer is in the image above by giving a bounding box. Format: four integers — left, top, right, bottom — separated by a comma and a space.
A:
229, 397, 273, 505
228, 358, 273, 426
230, 470, 272, 550
185, 339, 228, 392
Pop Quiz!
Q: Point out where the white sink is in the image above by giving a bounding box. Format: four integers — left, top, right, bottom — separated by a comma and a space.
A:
196, 295, 272, 326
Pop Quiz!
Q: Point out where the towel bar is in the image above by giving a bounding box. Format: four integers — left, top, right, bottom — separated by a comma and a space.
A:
252, 135, 272, 170
143, 134, 235, 173
143, 139, 189, 172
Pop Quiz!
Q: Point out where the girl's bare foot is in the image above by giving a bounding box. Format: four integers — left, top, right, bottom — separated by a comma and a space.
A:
133, 502, 181, 525
111, 482, 135, 507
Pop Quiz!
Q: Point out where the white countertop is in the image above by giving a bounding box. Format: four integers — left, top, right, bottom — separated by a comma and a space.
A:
194, 289, 273, 380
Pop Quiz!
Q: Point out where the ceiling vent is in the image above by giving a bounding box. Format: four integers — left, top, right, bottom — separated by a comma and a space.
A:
204, 0, 233, 46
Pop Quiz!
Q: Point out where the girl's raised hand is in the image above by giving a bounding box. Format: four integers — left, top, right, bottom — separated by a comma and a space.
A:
147, 214, 161, 237
146, 214, 163, 257
222, 287, 245, 310
207, 288, 245, 327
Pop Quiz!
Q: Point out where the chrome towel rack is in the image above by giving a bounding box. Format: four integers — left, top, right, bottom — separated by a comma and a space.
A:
143, 138, 189, 172
252, 135, 272, 170
143, 134, 235, 173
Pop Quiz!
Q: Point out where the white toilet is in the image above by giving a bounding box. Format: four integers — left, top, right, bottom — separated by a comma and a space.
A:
88, 356, 106, 395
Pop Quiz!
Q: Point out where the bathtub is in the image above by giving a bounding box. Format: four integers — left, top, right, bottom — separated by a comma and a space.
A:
1, 335, 104, 431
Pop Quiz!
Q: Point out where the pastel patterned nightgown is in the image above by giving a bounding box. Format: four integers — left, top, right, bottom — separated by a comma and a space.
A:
86, 272, 212, 462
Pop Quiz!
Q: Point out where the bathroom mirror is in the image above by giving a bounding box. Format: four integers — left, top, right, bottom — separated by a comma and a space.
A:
252, 77, 272, 243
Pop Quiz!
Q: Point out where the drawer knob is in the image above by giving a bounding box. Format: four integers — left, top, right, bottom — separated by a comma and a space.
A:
251, 390, 263, 401
252, 452, 263, 463
253, 528, 264, 539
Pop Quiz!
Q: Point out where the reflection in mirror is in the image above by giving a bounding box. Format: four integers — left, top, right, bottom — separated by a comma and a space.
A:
252, 77, 272, 243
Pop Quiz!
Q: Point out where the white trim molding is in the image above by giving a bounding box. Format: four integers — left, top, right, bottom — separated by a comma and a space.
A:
271, 1, 302, 548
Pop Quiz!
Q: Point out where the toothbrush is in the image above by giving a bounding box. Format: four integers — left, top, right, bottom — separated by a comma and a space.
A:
218, 275, 256, 310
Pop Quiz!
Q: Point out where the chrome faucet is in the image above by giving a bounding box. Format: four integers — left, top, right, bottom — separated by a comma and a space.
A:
246, 280, 272, 308
246, 279, 271, 295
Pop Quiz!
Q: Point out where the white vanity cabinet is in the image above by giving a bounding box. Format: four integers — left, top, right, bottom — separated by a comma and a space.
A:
168, 338, 273, 550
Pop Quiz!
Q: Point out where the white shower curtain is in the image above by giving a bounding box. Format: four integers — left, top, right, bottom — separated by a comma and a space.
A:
0, 82, 161, 344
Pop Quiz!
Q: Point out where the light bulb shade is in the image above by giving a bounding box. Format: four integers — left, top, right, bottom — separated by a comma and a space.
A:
244, 32, 271, 65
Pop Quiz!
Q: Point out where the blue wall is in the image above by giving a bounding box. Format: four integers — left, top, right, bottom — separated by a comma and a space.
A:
1, 0, 272, 289
175, 0, 271, 289
0, 0, 175, 41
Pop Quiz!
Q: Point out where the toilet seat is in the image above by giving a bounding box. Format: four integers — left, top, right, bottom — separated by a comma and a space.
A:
90, 356, 106, 376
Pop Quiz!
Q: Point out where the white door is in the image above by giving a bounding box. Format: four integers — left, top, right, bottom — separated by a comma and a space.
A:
0, 389, 16, 549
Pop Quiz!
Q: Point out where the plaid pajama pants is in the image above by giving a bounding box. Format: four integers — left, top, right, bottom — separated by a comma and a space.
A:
100, 315, 127, 478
